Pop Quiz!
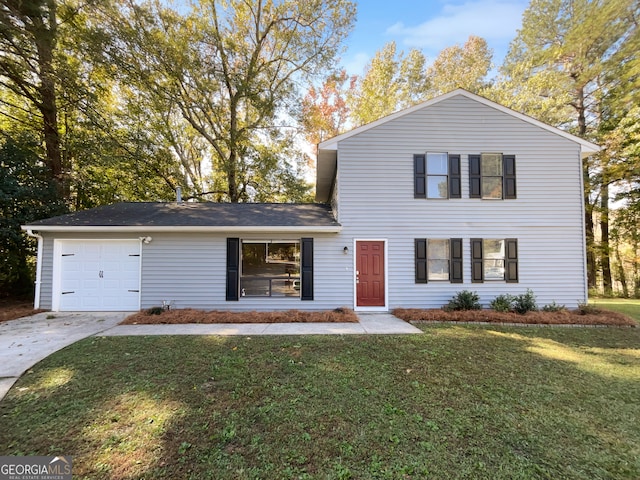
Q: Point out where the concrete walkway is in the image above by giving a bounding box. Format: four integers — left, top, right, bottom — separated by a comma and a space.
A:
0, 311, 421, 401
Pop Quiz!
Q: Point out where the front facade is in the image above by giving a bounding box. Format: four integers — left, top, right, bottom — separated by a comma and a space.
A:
24, 90, 599, 312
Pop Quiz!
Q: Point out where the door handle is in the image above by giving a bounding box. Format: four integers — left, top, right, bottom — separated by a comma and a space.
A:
99, 270, 104, 278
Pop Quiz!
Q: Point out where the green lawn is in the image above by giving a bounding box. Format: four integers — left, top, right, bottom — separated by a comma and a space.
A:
591, 298, 640, 323
1, 325, 639, 479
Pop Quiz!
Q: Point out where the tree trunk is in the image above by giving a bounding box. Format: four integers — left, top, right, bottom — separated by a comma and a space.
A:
576, 86, 597, 290
600, 181, 612, 296
34, 0, 64, 194
613, 236, 628, 298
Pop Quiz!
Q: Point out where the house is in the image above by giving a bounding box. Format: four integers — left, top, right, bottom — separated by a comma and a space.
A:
23, 89, 599, 312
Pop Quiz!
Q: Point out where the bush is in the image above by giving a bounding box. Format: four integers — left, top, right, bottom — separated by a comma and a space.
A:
146, 306, 164, 315
490, 294, 514, 313
512, 289, 538, 314
576, 302, 601, 315
445, 290, 481, 311
542, 301, 567, 312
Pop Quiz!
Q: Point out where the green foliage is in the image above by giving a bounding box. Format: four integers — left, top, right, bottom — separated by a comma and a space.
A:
577, 302, 601, 316
512, 289, 538, 314
0, 136, 67, 295
444, 290, 481, 311
490, 294, 514, 313
145, 307, 164, 316
542, 301, 567, 313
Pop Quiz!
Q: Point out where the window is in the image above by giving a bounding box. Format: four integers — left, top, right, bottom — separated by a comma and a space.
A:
428, 239, 449, 280
414, 153, 461, 199
415, 238, 463, 283
483, 239, 506, 280
226, 237, 314, 301
240, 241, 300, 297
471, 238, 518, 283
469, 153, 516, 199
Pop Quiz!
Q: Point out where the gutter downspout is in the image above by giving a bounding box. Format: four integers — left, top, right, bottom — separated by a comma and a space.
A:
26, 229, 43, 309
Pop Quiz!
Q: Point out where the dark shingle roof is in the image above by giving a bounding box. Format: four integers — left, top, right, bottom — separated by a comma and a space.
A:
26, 202, 340, 229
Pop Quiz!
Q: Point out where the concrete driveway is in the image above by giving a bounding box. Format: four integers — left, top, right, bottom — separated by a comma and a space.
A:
0, 311, 129, 400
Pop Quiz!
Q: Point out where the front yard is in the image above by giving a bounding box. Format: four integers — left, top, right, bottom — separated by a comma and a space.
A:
1, 323, 638, 479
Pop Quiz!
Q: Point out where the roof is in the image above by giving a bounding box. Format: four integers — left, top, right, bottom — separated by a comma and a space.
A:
315, 89, 601, 202
22, 202, 341, 233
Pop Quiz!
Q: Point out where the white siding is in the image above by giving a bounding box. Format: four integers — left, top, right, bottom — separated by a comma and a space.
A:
335, 95, 587, 308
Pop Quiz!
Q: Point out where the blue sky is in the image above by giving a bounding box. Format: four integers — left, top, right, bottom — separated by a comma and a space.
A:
341, 0, 530, 76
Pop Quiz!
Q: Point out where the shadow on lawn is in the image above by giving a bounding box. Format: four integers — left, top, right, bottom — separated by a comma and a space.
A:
0, 328, 638, 479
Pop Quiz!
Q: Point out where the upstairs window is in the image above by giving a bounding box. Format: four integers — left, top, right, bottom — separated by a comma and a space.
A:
469, 153, 516, 199
414, 153, 461, 199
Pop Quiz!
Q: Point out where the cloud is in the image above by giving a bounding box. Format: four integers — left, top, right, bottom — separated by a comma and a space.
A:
342, 52, 371, 77
386, 0, 527, 59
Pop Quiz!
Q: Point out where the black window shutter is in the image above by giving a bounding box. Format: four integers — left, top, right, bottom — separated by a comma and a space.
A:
450, 238, 463, 283
503, 155, 517, 199
301, 237, 314, 300
415, 239, 427, 283
226, 238, 240, 301
469, 154, 482, 198
449, 154, 461, 199
414, 154, 426, 198
505, 238, 519, 283
470, 238, 484, 283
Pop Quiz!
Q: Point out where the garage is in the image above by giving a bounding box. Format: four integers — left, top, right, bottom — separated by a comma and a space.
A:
54, 240, 141, 311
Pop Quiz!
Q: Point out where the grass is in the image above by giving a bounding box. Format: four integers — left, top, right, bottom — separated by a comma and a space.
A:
1, 325, 639, 479
590, 298, 640, 324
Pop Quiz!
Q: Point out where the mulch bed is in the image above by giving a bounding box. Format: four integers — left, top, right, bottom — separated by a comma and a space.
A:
121, 307, 359, 325
393, 308, 636, 327
0, 297, 45, 323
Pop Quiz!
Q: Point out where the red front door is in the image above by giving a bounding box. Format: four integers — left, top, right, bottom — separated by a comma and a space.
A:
356, 241, 385, 307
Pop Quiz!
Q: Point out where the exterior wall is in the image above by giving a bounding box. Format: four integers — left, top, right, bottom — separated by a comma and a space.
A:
335, 94, 587, 309
38, 231, 354, 311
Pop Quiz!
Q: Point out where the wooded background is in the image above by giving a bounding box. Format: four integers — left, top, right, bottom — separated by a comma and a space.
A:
1, 0, 638, 298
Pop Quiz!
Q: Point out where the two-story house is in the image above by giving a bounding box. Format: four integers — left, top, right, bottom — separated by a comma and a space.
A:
23, 89, 599, 312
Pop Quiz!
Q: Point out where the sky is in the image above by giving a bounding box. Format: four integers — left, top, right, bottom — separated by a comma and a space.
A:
340, 0, 531, 76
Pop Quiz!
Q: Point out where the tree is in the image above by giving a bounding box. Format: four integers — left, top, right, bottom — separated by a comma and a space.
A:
347, 41, 429, 126
97, 0, 356, 203
0, 0, 63, 191
299, 69, 350, 148
496, 0, 640, 292
426, 35, 493, 96
0, 135, 66, 295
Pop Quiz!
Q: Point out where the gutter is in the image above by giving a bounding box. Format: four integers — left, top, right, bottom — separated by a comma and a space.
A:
20, 225, 343, 234
25, 229, 43, 309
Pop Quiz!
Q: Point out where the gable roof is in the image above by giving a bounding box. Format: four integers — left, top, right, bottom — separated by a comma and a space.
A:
22, 202, 341, 233
315, 88, 601, 202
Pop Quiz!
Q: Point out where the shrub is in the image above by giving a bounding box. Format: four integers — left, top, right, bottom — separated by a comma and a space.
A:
445, 290, 481, 311
542, 301, 567, 312
146, 306, 164, 315
512, 289, 538, 314
576, 302, 601, 315
490, 294, 514, 313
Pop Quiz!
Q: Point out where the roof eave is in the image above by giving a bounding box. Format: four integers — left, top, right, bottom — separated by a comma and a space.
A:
21, 225, 342, 233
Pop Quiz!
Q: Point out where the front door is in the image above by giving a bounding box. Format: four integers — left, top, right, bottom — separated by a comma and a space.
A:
356, 240, 385, 307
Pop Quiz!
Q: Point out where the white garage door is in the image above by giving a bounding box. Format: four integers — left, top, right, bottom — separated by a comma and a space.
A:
57, 240, 141, 311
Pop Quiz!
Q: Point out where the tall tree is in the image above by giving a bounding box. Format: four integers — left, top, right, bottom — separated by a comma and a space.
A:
299, 69, 350, 149
98, 0, 355, 203
347, 41, 429, 126
497, 0, 639, 291
426, 35, 493, 96
0, 0, 63, 191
